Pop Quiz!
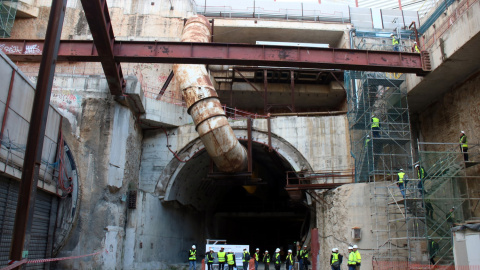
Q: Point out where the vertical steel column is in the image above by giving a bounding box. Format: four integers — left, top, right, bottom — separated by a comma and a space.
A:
311, 228, 319, 270
247, 116, 252, 173
10, 0, 67, 263
263, 69, 268, 113
290, 70, 296, 112
0, 70, 15, 141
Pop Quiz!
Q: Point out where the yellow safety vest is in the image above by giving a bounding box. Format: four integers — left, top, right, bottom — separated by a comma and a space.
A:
417, 167, 425, 179
255, 252, 259, 261
243, 251, 250, 262
286, 254, 293, 265
460, 135, 468, 148
264, 254, 270, 263
355, 250, 361, 263
218, 251, 226, 262
398, 172, 405, 184
189, 250, 196, 261
348, 252, 356, 265
392, 37, 399, 45
372, 117, 380, 128
300, 249, 308, 258
207, 252, 214, 263
275, 253, 280, 265
414, 44, 420, 52
331, 253, 339, 265
227, 254, 235, 265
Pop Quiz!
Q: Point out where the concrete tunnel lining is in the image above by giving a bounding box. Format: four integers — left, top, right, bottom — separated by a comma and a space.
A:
158, 129, 314, 202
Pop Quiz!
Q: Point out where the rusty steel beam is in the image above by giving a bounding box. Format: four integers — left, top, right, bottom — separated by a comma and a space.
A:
79, 0, 125, 95
0, 40, 430, 75
157, 70, 174, 100
10, 0, 67, 264
233, 69, 264, 97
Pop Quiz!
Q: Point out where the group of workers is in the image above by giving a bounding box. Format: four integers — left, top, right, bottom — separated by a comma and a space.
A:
189, 245, 311, 270
390, 33, 420, 53
330, 245, 361, 270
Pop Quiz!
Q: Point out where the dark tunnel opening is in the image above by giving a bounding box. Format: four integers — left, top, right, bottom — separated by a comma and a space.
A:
209, 142, 310, 255
166, 140, 312, 262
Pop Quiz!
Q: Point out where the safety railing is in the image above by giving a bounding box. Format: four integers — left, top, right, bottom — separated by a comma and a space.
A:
285, 168, 354, 189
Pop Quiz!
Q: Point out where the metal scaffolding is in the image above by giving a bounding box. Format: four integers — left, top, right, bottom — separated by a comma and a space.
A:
346, 33, 426, 266
0, 0, 18, 38
417, 142, 480, 267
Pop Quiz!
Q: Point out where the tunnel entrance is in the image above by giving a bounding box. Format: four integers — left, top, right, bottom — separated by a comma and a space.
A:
165, 140, 311, 256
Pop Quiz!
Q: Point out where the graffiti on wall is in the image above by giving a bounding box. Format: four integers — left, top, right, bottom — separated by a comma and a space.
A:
51, 90, 82, 115
0, 44, 42, 55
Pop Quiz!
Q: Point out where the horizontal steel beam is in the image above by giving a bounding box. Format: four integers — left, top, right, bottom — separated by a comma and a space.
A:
0, 39, 430, 75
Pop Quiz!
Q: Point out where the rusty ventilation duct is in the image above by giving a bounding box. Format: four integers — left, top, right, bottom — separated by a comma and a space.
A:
173, 16, 248, 172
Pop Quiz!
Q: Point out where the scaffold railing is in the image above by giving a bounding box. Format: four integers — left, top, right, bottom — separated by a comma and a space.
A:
418, 141, 480, 267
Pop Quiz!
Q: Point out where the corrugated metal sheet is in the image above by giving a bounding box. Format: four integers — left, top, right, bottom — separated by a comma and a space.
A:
0, 177, 55, 269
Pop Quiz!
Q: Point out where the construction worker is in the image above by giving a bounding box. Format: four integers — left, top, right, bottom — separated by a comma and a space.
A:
391, 34, 399, 51
330, 248, 343, 270
347, 246, 356, 270
188, 245, 197, 270
428, 238, 439, 265
274, 248, 281, 270
263, 250, 270, 270
413, 41, 420, 53
218, 247, 226, 270
227, 249, 236, 270
353, 245, 361, 270
254, 248, 260, 270
299, 245, 309, 270
286, 249, 294, 270
206, 248, 215, 270
243, 248, 250, 270
397, 168, 407, 198
415, 164, 426, 196
371, 115, 380, 138
460, 131, 468, 161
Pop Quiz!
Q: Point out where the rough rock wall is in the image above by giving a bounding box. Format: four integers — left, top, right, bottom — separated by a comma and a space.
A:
57, 98, 142, 269
317, 183, 384, 270
416, 71, 480, 217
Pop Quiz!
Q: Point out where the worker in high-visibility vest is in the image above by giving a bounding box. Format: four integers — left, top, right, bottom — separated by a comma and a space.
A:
347, 246, 356, 270
188, 245, 197, 270
353, 245, 361, 270
226, 249, 236, 270
299, 245, 309, 270
371, 115, 380, 138
415, 164, 427, 196
273, 248, 281, 270
397, 168, 407, 198
391, 34, 399, 51
263, 250, 270, 270
286, 249, 294, 270
413, 41, 420, 53
254, 248, 260, 270
217, 247, 226, 270
460, 131, 468, 161
242, 248, 250, 270
206, 248, 215, 270
330, 248, 343, 270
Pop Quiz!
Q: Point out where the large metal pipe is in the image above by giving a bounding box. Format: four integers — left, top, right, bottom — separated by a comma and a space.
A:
173, 16, 247, 172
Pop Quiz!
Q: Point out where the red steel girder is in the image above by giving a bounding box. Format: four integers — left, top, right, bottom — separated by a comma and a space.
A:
0, 39, 430, 75
79, 0, 125, 95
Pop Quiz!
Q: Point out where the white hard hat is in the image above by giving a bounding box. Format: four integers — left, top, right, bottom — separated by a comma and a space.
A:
265, 250, 269, 253
461, 130, 465, 134
415, 164, 419, 168
348, 246, 353, 250
414, 41, 417, 43
390, 34, 394, 36
304, 245, 307, 247
288, 249, 292, 253
210, 247, 213, 251
256, 248, 259, 251
400, 168, 404, 171
353, 245, 358, 249
334, 248, 339, 252
275, 248, 280, 252
332, 248, 336, 252
192, 245, 196, 249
